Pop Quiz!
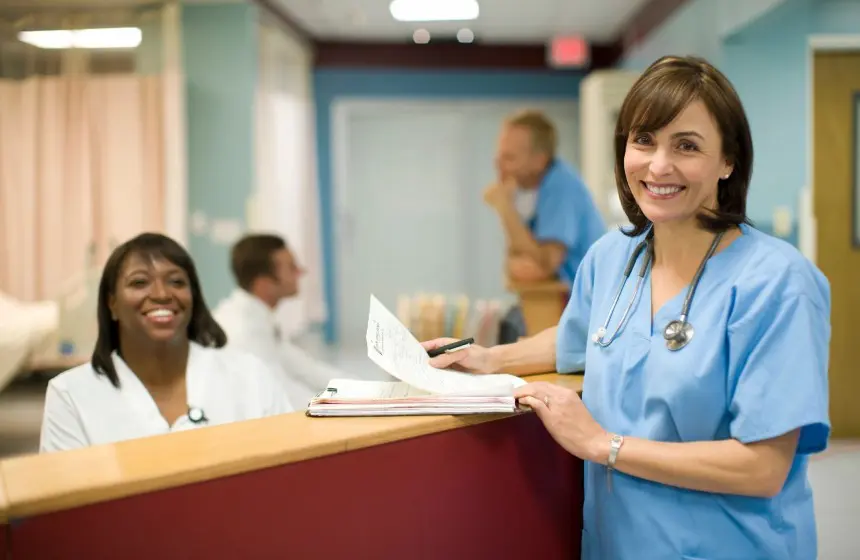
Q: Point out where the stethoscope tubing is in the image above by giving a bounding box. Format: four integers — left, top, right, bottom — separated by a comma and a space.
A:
592, 228, 724, 350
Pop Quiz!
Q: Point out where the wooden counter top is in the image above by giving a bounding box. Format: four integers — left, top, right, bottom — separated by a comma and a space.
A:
0, 373, 582, 521
0, 472, 8, 524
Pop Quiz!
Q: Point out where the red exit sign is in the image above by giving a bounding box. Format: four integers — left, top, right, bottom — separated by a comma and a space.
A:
547, 35, 590, 69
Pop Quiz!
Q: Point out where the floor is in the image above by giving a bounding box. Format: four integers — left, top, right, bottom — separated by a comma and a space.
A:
1, 343, 858, 558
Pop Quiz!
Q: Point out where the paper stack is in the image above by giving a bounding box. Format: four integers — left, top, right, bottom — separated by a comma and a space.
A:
306, 295, 526, 417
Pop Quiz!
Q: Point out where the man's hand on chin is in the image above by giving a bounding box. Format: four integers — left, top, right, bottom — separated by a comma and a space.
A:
483, 175, 517, 210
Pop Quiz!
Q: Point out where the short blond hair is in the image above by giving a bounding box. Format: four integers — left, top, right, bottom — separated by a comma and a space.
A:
505, 110, 558, 158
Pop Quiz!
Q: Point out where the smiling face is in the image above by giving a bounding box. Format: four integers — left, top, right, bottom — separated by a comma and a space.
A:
108, 252, 193, 346
624, 99, 733, 228
613, 56, 754, 236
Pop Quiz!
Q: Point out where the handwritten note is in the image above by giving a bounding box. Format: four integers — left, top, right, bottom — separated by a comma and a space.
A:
365, 295, 525, 396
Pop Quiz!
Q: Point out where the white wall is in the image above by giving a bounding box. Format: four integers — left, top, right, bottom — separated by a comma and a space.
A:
254, 16, 325, 337
161, 3, 188, 246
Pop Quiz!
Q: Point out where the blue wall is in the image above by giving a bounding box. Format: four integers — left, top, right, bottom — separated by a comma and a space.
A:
620, 0, 724, 70
182, 3, 258, 305
619, 0, 860, 240
313, 69, 584, 342
724, 0, 860, 221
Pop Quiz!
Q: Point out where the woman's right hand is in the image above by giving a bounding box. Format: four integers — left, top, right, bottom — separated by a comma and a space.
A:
421, 338, 499, 374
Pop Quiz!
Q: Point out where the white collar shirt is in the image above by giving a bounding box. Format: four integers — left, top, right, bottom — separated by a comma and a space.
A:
213, 289, 341, 410
39, 341, 293, 453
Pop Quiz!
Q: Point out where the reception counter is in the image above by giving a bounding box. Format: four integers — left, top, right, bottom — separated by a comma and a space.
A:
0, 373, 584, 559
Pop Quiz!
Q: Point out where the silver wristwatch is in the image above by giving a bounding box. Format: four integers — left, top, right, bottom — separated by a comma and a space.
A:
607, 434, 624, 469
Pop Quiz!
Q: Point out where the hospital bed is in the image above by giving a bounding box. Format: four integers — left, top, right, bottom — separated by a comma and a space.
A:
0, 264, 98, 392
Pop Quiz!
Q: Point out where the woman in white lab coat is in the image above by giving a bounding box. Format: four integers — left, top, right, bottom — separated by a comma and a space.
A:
39, 233, 293, 453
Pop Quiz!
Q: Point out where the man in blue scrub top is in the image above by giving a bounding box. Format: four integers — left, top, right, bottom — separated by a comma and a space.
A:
484, 110, 605, 341
486, 110, 605, 286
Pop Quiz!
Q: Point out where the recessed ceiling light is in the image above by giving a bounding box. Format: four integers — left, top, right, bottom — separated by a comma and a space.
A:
390, 0, 479, 22
413, 29, 431, 44
18, 27, 142, 49
456, 28, 475, 43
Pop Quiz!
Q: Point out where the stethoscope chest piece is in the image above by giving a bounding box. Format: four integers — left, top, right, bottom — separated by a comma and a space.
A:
188, 407, 208, 424
592, 228, 723, 352
663, 319, 694, 351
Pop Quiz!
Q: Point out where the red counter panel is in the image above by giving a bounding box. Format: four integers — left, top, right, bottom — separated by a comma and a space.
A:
9, 413, 583, 559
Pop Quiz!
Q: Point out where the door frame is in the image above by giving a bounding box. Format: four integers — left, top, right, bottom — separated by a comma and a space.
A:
806, 34, 860, 264
329, 97, 580, 343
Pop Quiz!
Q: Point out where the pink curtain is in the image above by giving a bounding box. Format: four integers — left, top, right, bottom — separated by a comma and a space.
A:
0, 75, 165, 301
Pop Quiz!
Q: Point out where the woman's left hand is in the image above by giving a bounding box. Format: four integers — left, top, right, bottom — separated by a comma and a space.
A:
514, 381, 609, 463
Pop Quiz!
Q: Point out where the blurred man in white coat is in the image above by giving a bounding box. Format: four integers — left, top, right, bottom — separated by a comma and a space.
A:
213, 234, 340, 410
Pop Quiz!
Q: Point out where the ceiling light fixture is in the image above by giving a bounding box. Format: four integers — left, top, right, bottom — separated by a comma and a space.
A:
456, 29, 475, 43
413, 29, 431, 44
390, 0, 479, 22
18, 27, 142, 49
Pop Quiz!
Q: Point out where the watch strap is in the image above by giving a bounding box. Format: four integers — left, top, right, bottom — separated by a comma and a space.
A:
607, 434, 624, 469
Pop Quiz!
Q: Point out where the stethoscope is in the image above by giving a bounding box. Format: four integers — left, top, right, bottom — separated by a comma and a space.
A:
187, 407, 208, 424
591, 228, 724, 351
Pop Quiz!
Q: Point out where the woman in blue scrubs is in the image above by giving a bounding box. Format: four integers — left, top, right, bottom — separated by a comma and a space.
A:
424, 55, 830, 560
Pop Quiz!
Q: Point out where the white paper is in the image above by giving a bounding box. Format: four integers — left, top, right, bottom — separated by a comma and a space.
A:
365, 295, 525, 396
323, 379, 431, 400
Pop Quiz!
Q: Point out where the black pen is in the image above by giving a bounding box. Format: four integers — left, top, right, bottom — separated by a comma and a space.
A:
427, 338, 475, 358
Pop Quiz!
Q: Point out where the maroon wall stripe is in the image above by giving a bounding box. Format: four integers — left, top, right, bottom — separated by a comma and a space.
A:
313, 40, 621, 70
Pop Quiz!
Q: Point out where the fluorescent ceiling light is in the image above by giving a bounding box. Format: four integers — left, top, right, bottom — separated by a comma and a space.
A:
390, 0, 479, 22
18, 27, 142, 49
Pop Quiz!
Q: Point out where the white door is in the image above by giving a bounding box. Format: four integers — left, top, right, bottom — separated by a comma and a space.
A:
336, 106, 467, 344
334, 100, 579, 345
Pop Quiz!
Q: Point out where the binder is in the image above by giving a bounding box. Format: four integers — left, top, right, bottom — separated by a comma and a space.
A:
306, 295, 525, 417
306, 379, 523, 417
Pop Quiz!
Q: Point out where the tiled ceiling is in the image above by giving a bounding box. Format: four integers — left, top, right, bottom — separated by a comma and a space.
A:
276, 0, 653, 43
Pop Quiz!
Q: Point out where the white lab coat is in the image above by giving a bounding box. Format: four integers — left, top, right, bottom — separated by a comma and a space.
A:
39, 342, 293, 453
213, 289, 340, 411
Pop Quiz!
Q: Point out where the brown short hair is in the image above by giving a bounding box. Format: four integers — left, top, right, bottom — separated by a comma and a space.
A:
505, 110, 558, 158
614, 56, 754, 237
230, 234, 287, 291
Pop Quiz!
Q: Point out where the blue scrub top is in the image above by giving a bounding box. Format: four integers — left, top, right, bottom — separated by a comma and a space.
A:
528, 159, 606, 286
556, 224, 831, 560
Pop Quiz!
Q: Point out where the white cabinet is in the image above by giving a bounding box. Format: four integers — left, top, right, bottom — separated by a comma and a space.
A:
579, 69, 640, 230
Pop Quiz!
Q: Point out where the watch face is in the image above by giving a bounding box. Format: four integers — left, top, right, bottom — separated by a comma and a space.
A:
189, 408, 203, 422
